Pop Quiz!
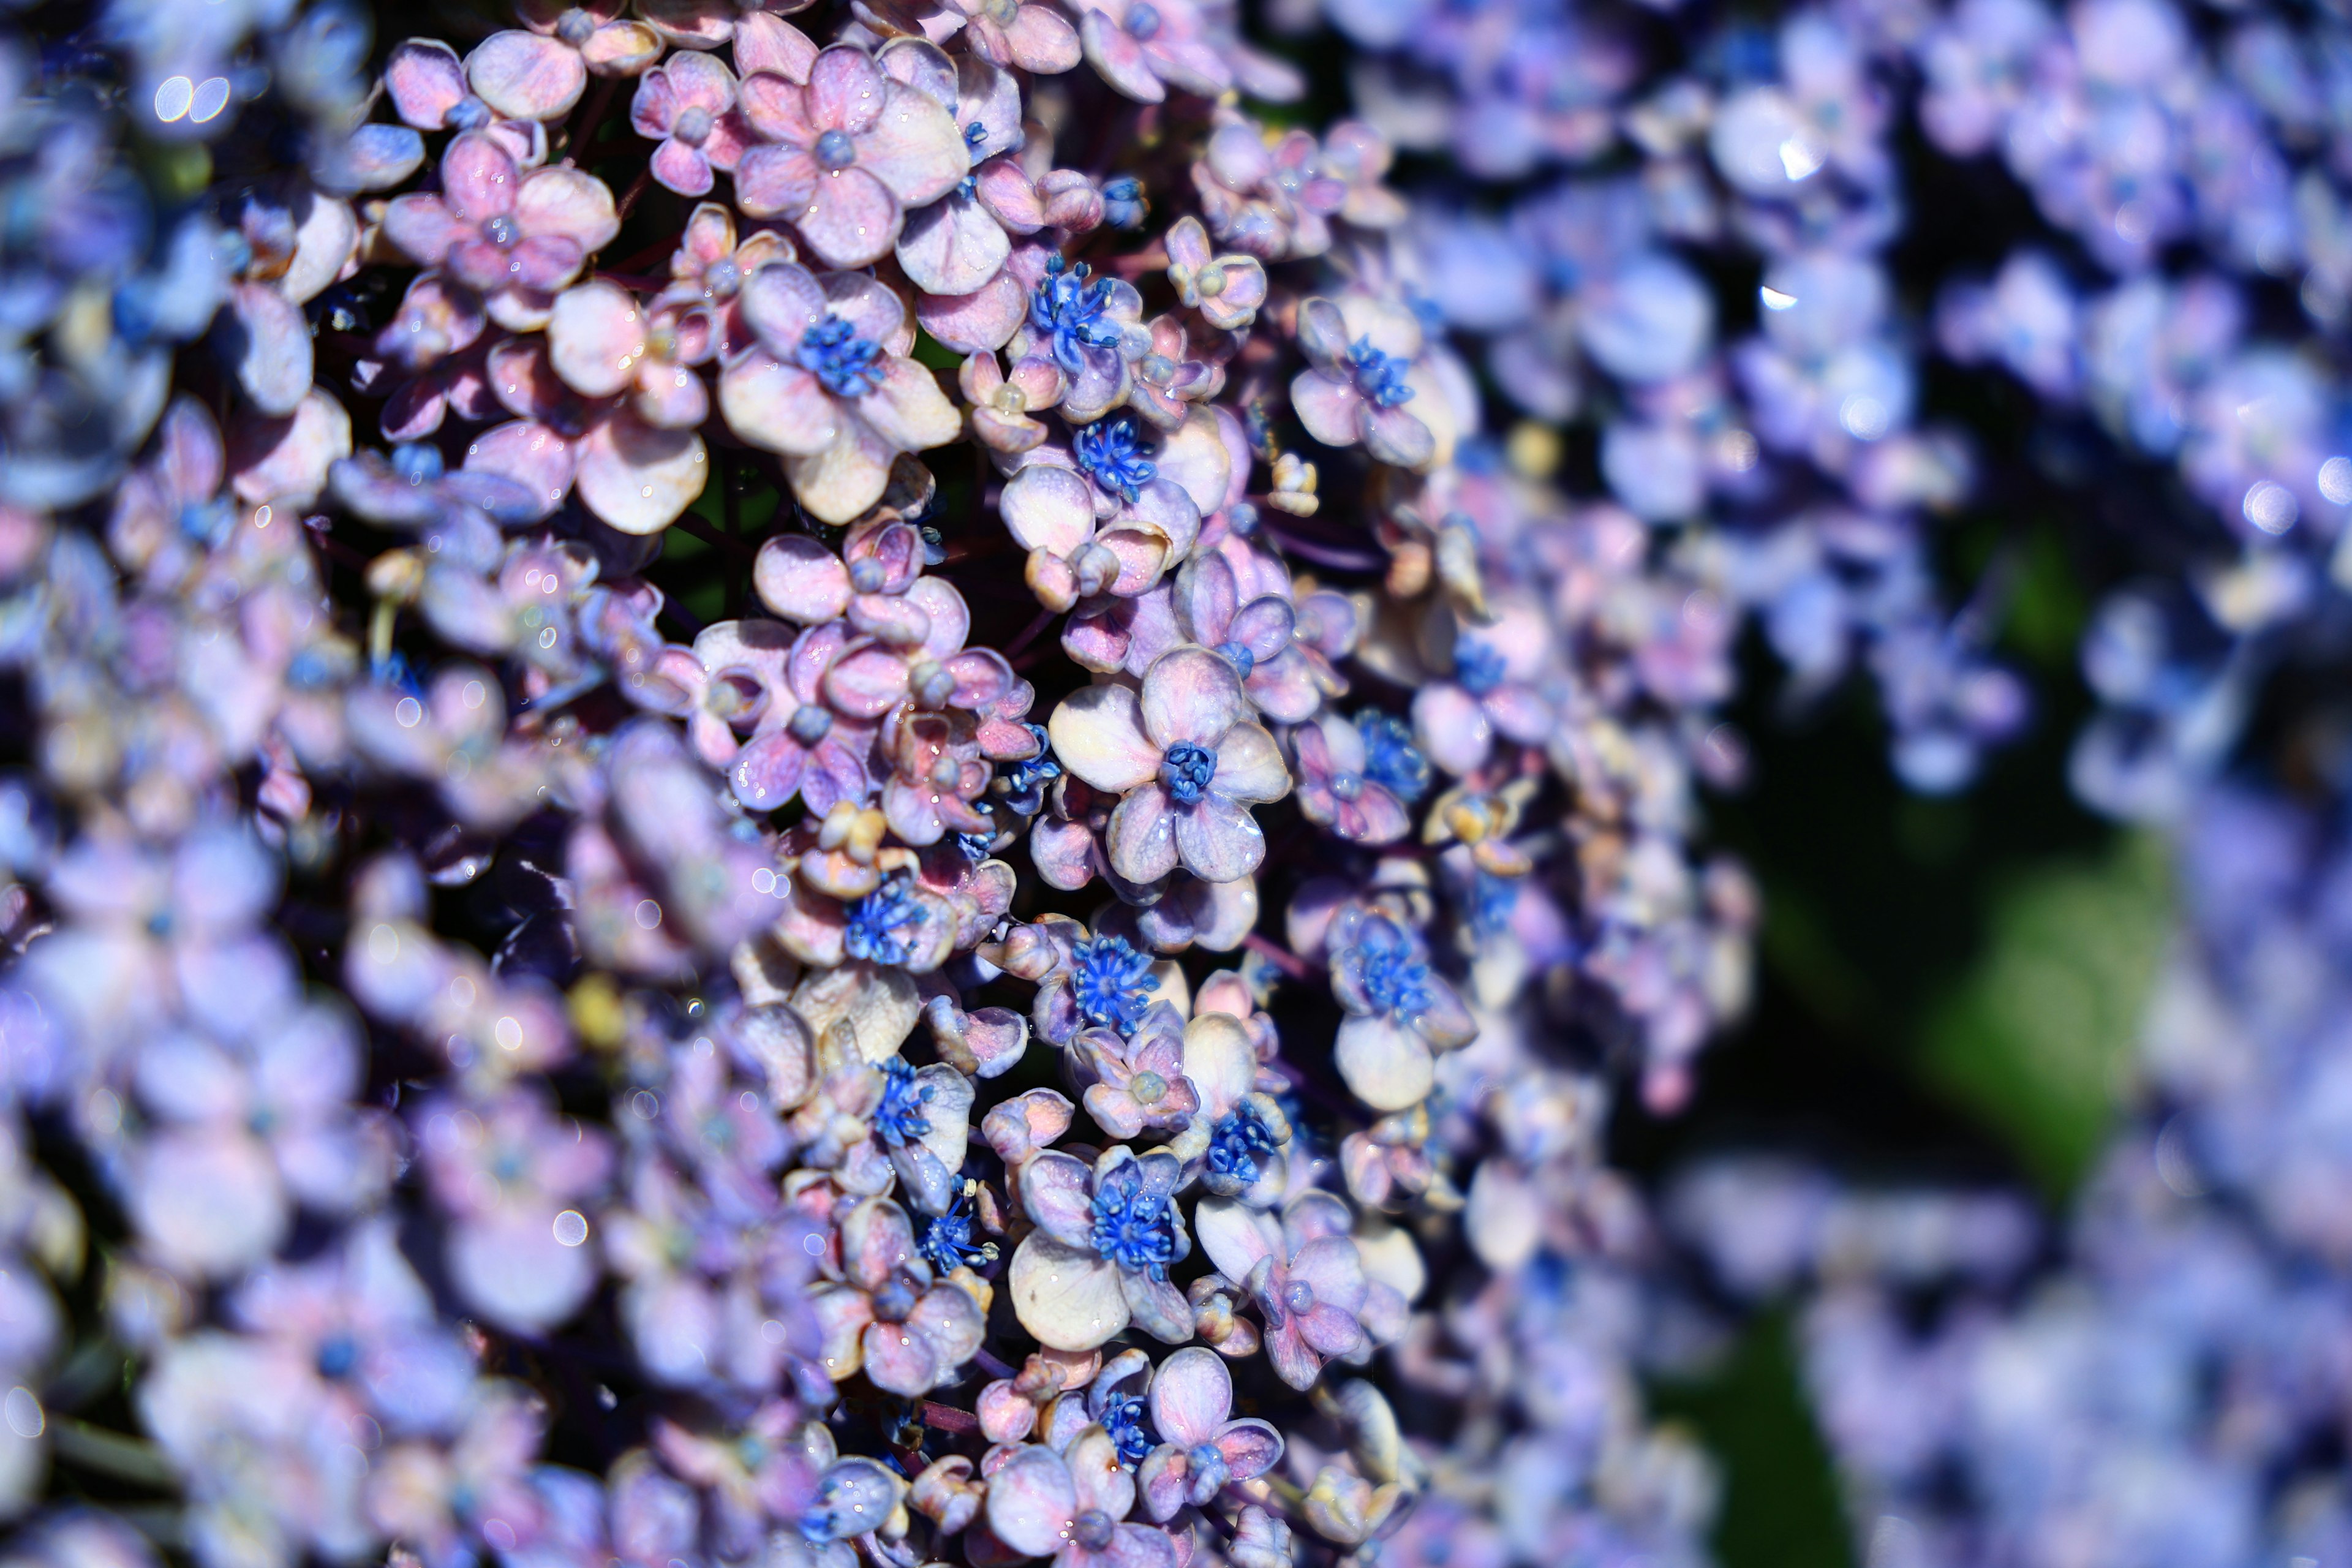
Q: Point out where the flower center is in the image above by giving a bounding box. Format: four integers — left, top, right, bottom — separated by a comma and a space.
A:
982, 0, 1020, 22
1213, 639, 1255, 678
1343, 335, 1415, 408
871, 1274, 919, 1323
1089, 1175, 1178, 1278
1102, 1395, 1153, 1464
1329, 769, 1363, 801
787, 704, 834, 745
1453, 639, 1506, 696
813, 128, 857, 171
1344, 920, 1434, 1019
1207, 1103, 1279, 1178
1072, 413, 1157, 505
314, 1335, 358, 1379
482, 214, 520, 248
849, 557, 886, 593
1127, 1, 1162, 37
1355, 709, 1429, 802
703, 257, 743, 300
1070, 934, 1154, 1032
870, 1055, 934, 1145
555, 7, 597, 45
1072, 1509, 1117, 1551
673, 104, 714, 146
1160, 740, 1217, 805
447, 95, 492, 130
1029, 258, 1128, 379
1188, 1442, 1231, 1492
798, 315, 888, 398
845, 878, 926, 970
1281, 1277, 1316, 1316
1130, 1069, 1167, 1104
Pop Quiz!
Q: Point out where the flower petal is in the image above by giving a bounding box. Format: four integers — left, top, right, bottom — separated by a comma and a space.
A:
547, 279, 649, 399
1147, 1346, 1233, 1449
1210, 722, 1287, 804
719, 352, 840, 455
574, 411, 707, 535
798, 167, 904, 269
755, 534, 853, 622
1172, 793, 1262, 884
985, 1444, 1078, 1558
897, 195, 1011, 296
1107, 784, 1180, 883
1140, 645, 1244, 749
1333, 1013, 1434, 1112
1019, 1149, 1097, 1246
1047, 682, 1159, 792
467, 30, 586, 121
856, 80, 970, 206
1009, 1234, 1129, 1352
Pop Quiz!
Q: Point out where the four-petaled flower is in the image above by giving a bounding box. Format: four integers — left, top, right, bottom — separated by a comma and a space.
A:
1135, 1347, 1284, 1520
382, 133, 619, 331
1047, 646, 1291, 886
632, 49, 756, 197
1327, 907, 1476, 1111
1010, 1147, 1193, 1350
1290, 294, 1438, 470
807, 1196, 987, 1395
984, 1427, 1178, 1568
737, 45, 970, 268
718, 261, 963, 523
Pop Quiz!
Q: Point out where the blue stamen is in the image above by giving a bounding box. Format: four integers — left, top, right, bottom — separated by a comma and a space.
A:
1339, 918, 1435, 1020
1453, 639, 1506, 696
1343, 336, 1415, 409
1088, 1166, 1178, 1280
1160, 739, 1218, 805
919, 1191, 990, 1273
1356, 709, 1430, 804
843, 876, 924, 967
1100, 1394, 1153, 1466
1070, 935, 1155, 1033
1206, 1102, 1280, 1181
797, 315, 888, 399
872, 1057, 933, 1147
1029, 258, 1129, 379
1072, 412, 1158, 505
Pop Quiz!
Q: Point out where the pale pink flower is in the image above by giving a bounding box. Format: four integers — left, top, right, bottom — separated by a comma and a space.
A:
736, 44, 970, 268
1134, 1348, 1283, 1520
1193, 1191, 1406, 1390
460, 336, 709, 536
464, 4, 661, 124
1074, 0, 1231, 103
382, 133, 620, 332
631, 49, 757, 197
984, 1428, 1178, 1568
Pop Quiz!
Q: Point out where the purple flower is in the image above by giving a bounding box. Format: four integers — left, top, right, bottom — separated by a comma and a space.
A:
1292, 712, 1414, 845
1194, 1191, 1404, 1390
1327, 907, 1476, 1111
1409, 597, 1558, 778
736, 45, 970, 269
1291, 295, 1437, 470
1134, 1347, 1284, 1520
1075, 0, 1230, 104
1009, 1147, 1193, 1350
418, 1086, 612, 1333
632, 51, 758, 199
984, 1428, 1180, 1568
382, 133, 619, 331
1078, 1014, 1200, 1139
805, 1196, 986, 1395
717, 261, 962, 524
1046, 646, 1291, 886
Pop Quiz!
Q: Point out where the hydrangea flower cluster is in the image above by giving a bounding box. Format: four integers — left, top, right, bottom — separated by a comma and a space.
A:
28, 0, 2352, 1559
0, 0, 1772, 1563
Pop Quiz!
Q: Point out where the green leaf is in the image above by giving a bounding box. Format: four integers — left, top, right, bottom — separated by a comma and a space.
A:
1651, 1308, 1853, 1568
1917, 830, 2171, 1194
